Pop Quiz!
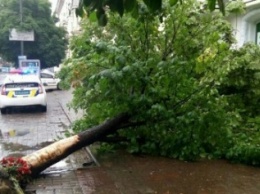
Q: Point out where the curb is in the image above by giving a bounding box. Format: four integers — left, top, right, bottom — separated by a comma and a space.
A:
58, 100, 99, 166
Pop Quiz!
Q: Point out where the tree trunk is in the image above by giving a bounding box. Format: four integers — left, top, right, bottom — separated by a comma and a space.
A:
22, 113, 130, 176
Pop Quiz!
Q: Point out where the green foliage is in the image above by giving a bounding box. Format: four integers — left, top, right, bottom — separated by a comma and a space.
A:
0, 0, 67, 68
77, 0, 226, 25
95, 143, 116, 155
217, 43, 260, 166
226, 130, 260, 166
62, 0, 260, 165
226, 0, 245, 15
219, 44, 260, 118
57, 65, 73, 90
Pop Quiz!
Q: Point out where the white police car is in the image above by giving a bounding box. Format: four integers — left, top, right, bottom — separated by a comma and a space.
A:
0, 72, 47, 114
40, 70, 61, 91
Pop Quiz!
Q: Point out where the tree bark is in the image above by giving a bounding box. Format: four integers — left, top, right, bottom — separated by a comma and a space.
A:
22, 113, 130, 176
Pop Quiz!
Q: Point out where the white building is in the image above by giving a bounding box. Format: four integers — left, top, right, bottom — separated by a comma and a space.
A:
227, 0, 260, 47
53, 0, 81, 37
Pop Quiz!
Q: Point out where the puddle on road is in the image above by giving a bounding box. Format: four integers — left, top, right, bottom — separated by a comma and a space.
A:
0, 128, 38, 158
42, 148, 94, 175
0, 128, 31, 138
0, 142, 33, 158
42, 159, 73, 174
1, 142, 32, 152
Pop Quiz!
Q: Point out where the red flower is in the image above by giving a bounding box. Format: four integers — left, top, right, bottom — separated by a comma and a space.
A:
0, 157, 31, 182
18, 166, 31, 175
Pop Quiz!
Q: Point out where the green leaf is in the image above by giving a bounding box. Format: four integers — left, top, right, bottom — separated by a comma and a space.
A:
217, 0, 225, 15
98, 14, 107, 26
108, 0, 124, 16
208, 0, 216, 11
96, 8, 107, 26
88, 11, 97, 22
169, 0, 178, 6
130, 3, 139, 19
143, 0, 162, 12
125, 0, 137, 12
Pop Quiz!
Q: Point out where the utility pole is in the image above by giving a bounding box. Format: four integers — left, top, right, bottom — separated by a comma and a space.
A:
19, 0, 24, 55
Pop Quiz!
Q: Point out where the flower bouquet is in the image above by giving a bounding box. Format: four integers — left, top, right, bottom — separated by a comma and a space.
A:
0, 157, 32, 188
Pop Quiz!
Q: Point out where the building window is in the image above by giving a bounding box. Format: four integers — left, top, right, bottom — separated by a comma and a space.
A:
256, 23, 260, 45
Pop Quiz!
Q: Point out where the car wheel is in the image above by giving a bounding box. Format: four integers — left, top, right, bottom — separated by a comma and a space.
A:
41, 106, 47, 112
57, 83, 61, 90
1, 108, 7, 114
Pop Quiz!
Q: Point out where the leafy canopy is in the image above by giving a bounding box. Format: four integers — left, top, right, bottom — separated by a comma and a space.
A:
76, 0, 226, 26
0, 0, 67, 68
60, 0, 260, 165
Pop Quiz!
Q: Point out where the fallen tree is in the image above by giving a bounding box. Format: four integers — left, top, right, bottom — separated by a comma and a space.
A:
23, 112, 130, 176
0, 113, 131, 193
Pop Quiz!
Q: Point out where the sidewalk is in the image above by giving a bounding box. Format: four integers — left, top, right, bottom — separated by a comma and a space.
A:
25, 90, 96, 194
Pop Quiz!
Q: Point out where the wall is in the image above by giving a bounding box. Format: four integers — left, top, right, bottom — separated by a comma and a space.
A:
227, 0, 260, 47
53, 0, 80, 37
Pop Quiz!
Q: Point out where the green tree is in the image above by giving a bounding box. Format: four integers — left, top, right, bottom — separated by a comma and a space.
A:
59, 0, 259, 165
0, 0, 67, 68
61, 0, 234, 160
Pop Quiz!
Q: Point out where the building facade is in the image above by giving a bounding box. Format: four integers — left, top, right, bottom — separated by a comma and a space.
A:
227, 0, 260, 47
53, 0, 80, 37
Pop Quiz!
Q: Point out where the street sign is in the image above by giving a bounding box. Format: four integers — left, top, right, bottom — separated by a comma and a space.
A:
18, 56, 27, 60
9, 29, 34, 41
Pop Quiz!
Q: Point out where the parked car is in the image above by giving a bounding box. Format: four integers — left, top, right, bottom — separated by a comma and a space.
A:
0, 74, 47, 114
40, 70, 61, 91
0, 66, 10, 73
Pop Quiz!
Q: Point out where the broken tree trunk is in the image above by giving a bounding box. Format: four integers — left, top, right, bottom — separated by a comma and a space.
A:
22, 113, 130, 176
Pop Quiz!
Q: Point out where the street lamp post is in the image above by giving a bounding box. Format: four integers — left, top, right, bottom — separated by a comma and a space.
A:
19, 0, 24, 55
